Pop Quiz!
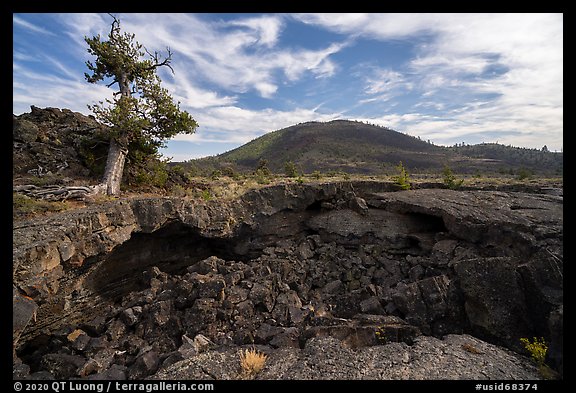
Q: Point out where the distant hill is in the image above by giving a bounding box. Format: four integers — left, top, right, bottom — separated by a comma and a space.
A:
188, 120, 562, 176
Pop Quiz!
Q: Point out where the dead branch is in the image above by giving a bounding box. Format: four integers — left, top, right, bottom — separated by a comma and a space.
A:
14, 184, 96, 201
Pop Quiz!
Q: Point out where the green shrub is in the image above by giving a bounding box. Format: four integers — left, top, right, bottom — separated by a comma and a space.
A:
254, 169, 270, 185
221, 166, 236, 178
200, 189, 212, 201
255, 159, 271, 176
134, 159, 169, 188
393, 161, 411, 190
375, 327, 387, 344
171, 184, 187, 197
519, 337, 558, 379
517, 168, 533, 181
442, 164, 464, 189
210, 169, 222, 180
284, 161, 298, 178
520, 337, 548, 366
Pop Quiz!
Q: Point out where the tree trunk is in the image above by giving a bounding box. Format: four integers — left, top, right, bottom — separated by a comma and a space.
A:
101, 138, 128, 195
97, 72, 131, 196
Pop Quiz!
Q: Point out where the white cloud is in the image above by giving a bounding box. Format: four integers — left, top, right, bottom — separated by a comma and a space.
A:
299, 13, 562, 150
13, 62, 111, 115
13, 13, 563, 154
162, 63, 238, 109
172, 105, 343, 146
13, 15, 57, 36
57, 13, 110, 56
13, 84, 108, 116
359, 67, 413, 104
112, 13, 346, 98
225, 15, 283, 47
294, 13, 440, 39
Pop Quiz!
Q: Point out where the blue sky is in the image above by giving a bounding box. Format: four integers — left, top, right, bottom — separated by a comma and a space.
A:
13, 13, 563, 160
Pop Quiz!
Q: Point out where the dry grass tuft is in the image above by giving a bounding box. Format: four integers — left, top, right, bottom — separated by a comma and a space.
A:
461, 343, 484, 354
239, 347, 267, 378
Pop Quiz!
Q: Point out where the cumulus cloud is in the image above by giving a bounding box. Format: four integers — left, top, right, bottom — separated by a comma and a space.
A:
172, 105, 343, 145
299, 13, 563, 150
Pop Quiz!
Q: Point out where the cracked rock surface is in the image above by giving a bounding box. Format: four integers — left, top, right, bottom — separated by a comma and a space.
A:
13, 183, 562, 379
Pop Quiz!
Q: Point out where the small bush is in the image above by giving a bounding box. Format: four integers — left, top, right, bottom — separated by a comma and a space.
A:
442, 164, 464, 189
284, 161, 298, 178
210, 170, 222, 180
134, 159, 169, 188
221, 166, 236, 178
255, 159, 271, 177
375, 327, 387, 344
520, 337, 548, 366
239, 347, 267, 378
517, 168, 533, 181
393, 161, 411, 190
170, 184, 187, 197
519, 337, 558, 379
254, 168, 271, 185
200, 189, 212, 201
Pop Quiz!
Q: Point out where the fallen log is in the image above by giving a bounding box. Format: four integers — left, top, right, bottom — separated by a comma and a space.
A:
13, 184, 94, 201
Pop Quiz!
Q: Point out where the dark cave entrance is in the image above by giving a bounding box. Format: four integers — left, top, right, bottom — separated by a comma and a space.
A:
85, 221, 252, 301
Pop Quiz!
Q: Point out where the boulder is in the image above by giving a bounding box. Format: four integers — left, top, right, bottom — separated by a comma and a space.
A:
40, 353, 86, 379
13, 118, 39, 143
249, 281, 276, 313
392, 274, 465, 336
454, 257, 532, 346
13, 287, 38, 348
128, 350, 160, 379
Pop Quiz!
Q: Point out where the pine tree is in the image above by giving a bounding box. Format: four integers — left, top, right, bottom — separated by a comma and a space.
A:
85, 15, 198, 195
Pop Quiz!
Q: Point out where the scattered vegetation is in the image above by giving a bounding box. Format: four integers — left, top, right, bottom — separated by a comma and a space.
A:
187, 121, 562, 177
13, 193, 72, 220
200, 189, 212, 201
254, 159, 272, 184
239, 347, 267, 378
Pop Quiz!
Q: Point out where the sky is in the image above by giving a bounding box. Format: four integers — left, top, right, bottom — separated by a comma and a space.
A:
13, 13, 563, 161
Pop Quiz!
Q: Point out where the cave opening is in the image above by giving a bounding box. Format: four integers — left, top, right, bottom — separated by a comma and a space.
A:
85, 221, 254, 301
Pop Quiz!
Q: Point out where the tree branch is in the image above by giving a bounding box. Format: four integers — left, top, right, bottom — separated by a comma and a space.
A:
144, 47, 174, 74
106, 78, 118, 88
108, 13, 121, 38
